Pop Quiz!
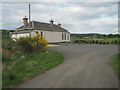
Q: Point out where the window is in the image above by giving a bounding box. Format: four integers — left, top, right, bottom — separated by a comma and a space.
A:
62, 33, 64, 40
62, 33, 67, 40
68, 34, 69, 40
65, 33, 66, 40
40, 32, 43, 37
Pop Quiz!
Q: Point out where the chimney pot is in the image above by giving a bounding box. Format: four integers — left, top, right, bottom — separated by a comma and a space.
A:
58, 23, 61, 27
23, 16, 28, 25
50, 19, 54, 27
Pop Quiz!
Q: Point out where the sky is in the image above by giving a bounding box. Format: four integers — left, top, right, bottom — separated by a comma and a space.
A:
1, 0, 119, 34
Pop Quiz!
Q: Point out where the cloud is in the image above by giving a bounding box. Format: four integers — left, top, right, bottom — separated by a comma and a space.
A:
1, 0, 119, 2
1, 2, 118, 34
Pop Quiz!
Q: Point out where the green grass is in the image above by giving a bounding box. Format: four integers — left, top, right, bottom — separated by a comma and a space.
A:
112, 53, 120, 80
104, 38, 119, 43
3, 50, 64, 88
70, 37, 94, 41
71, 37, 118, 41
2, 33, 64, 88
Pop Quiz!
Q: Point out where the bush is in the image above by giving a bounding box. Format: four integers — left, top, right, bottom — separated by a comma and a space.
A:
95, 40, 99, 44
99, 41, 102, 44
103, 41, 106, 44
87, 40, 91, 44
118, 41, 120, 45
74, 40, 79, 43
114, 40, 118, 44
91, 40, 94, 44
32, 34, 48, 52
2, 54, 11, 63
16, 36, 34, 52
111, 41, 114, 44
16, 34, 48, 53
106, 42, 109, 45
2, 38, 17, 51
86, 41, 89, 44
82, 40, 85, 44
89, 41, 92, 44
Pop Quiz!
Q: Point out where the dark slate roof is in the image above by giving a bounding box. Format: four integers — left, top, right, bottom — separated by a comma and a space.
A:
17, 21, 68, 32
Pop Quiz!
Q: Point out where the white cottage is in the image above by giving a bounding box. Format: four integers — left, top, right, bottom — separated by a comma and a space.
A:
11, 16, 70, 43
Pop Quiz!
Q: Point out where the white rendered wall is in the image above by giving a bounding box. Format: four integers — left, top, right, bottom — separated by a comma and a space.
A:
43, 31, 70, 43
11, 33, 29, 40
11, 30, 70, 43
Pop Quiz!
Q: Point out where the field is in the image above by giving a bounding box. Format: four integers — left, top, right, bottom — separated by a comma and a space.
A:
2, 30, 64, 88
71, 37, 94, 41
71, 37, 118, 41
71, 36, 119, 44
112, 53, 120, 80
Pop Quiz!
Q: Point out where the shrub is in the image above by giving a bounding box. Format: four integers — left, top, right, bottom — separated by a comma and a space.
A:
82, 40, 85, 44
32, 34, 48, 52
118, 41, 120, 45
2, 38, 17, 51
86, 41, 88, 44
99, 41, 102, 44
74, 40, 79, 43
111, 41, 114, 44
86, 40, 90, 44
16, 34, 48, 53
89, 41, 92, 44
95, 40, 99, 44
106, 42, 109, 45
80, 40, 83, 44
103, 41, 106, 44
91, 40, 94, 44
16, 36, 34, 52
2, 54, 12, 63
114, 40, 118, 44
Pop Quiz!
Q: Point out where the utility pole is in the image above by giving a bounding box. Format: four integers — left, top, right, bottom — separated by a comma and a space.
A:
29, 4, 31, 31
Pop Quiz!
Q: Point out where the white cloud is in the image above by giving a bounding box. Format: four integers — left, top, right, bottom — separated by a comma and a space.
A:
1, 2, 118, 34
1, 0, 119, 2
0, 3, 2, 29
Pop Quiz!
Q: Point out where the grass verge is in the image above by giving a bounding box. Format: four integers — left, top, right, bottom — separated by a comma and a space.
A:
2, 50, 64, 88
112, 53, 120, 80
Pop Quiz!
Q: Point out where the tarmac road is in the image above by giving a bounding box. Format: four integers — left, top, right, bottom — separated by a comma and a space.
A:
18, 45, 119, 88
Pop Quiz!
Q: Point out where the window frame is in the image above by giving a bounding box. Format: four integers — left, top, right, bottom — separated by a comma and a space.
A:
40, 31, 43, 37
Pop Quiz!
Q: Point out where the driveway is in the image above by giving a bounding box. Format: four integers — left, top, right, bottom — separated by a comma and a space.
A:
18, 45, 119, 88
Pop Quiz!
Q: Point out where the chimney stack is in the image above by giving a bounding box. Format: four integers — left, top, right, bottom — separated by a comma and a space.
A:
57, 23, 61, 27
23, 16, 28, 25
50, 19, 54, 27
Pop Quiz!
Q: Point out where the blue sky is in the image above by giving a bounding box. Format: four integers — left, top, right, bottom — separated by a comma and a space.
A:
1, 0, 119, 34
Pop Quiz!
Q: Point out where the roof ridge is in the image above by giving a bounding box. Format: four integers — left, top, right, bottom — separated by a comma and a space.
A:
32, 20, 50, 24
17, 20, 68, 32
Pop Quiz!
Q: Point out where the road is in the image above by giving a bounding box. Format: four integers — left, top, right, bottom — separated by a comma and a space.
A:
18, 45, 119, 88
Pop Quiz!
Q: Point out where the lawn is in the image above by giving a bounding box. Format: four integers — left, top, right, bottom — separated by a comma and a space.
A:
2, 30, 64, 88
112, 53, 120, 80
